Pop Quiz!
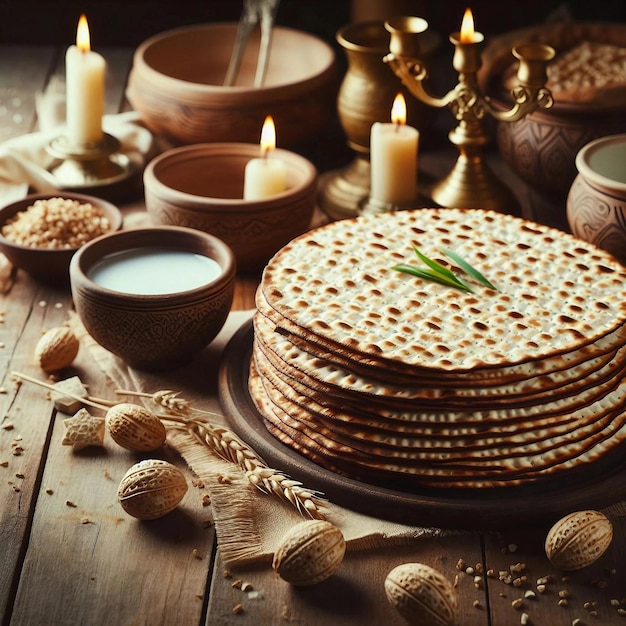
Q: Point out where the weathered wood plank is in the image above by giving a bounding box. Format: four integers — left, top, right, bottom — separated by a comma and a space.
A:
7, 287, 217, 625
0, 45, 57, 141
484, 518, 626, 626
207, 534, 490, 625
0, 279, 76, 625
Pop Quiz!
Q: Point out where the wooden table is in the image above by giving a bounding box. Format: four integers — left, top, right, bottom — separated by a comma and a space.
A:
0, 43, 625, 626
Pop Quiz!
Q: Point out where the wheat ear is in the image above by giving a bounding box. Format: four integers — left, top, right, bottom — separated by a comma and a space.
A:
185, 420, 328, 520
116, 388, 221, 417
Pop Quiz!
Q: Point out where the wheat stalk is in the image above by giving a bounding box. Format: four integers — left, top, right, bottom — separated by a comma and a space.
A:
116, 388, 221, 418
182, 420, 328, 520
13, 372, 328, 520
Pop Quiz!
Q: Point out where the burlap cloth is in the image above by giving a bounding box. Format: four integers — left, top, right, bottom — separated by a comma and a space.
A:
70, 309, 447, 565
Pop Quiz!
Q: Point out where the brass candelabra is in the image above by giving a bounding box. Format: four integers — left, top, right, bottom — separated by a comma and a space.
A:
384, 14, 555, 212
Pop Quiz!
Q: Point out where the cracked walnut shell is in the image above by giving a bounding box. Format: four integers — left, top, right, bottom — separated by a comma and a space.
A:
272, 519, 346, 586
117, 459, 188, 520
545, 509, 613, 571
385, 562, 458, 626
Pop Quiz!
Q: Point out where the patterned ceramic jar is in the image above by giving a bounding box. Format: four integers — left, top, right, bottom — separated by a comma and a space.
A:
567, 134, 626, 266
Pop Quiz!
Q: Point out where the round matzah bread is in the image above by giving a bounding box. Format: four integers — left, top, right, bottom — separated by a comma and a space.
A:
249, 365, 626, 488
254, 311, 626, 409
252, 338, 626, 438
256, 287, 626, 386
259, 209, 626, 373
253, 347, 626, 459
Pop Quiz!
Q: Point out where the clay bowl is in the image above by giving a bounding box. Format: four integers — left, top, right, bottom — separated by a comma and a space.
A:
567, 134, 626, 266
479, 22, 626, 198
126, 22, 338, 147
0, 192, 122, 285
69, 226, 236, 371
143, 143, 318, 272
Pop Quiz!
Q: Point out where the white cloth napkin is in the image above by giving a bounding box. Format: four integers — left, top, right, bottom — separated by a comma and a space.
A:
0, 111, 157, 204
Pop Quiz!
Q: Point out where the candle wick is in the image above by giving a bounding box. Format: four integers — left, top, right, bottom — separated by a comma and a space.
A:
394, 122, 400, 133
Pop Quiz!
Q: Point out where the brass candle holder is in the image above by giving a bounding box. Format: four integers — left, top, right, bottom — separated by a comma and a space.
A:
46, 132, 134, 196
383, 14, 555, 212
318, 20, 439, 220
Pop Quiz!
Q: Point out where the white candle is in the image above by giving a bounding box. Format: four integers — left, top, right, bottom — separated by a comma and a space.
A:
243, 115, 288, 200
65, 14, 105, 146
370, 93, 419, 205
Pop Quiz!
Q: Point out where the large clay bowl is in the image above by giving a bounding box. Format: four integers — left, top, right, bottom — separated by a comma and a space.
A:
143, 143, 318, 272
126, 22, 338, 147
70, 226, 236, 371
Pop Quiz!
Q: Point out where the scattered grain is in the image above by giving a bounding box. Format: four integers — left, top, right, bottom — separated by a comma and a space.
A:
192, 549, 202, 560
512, 598, 524, 610
232, 603, 244, 615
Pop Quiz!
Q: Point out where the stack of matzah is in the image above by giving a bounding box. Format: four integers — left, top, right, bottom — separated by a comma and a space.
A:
249, 208, 626, 489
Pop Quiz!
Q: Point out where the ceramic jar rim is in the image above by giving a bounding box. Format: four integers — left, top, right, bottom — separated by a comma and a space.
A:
70, 226, 236, 302
143, 142, 318, 210
132, 22, 335, 100
576, 134, 626, 195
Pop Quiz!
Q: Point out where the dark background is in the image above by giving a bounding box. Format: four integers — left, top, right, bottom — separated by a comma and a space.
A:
0, 0, 623, 49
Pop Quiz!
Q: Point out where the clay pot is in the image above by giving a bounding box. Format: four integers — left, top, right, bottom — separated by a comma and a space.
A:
567, 134, 626, 266
143, 143, 318, 272
479, 22, 626, 198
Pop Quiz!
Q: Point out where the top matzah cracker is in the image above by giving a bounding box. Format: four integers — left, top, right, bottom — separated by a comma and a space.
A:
260, 209, 626, 373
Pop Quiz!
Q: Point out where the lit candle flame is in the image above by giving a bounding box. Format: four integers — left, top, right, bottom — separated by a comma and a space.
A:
76, 14, 91, 52
260, 115, 276, 157
459, 8, 475, 43
391, 93, 407, 126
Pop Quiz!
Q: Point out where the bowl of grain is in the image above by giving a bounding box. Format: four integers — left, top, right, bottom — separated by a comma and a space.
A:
0, 192, 123, 285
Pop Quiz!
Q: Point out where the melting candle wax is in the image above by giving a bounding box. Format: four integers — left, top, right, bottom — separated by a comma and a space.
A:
88, 248, 223, 295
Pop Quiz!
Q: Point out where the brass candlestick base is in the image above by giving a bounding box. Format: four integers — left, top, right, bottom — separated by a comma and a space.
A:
359, 194, 420, 216
384, 17, 554, 213
47, 133, 135, 195
430, 133, 519, 211
318, 157, 371, 220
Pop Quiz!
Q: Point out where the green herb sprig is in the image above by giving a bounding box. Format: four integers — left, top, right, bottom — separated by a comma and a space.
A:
392, 247, 497, 293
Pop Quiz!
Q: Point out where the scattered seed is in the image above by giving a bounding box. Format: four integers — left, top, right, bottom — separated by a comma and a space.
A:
456, 558, 466, 571
192, 549, 202, 560
201, 494, 211, 507
611, 599, 621, 607
472, 600, 482, 609
241, 582, 253, 592
232, 603, 244, 615
512, 598, 524, 610
537, 585, 546, 594
15, 472, 24, 479
465, 566, 475, 575
559, 590, 570, 598
508, 544, 517, 553
223, 570, 232, 579
558, 599, 569, 607
232, 579, 243, 589
45, 488, 53, 495
66, 500, 77, 507
520, 612, 529, 625
524, 590, 536, 599
2, 423, 14, 430
617, 607, 626, 616
0, 461, 8, 467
